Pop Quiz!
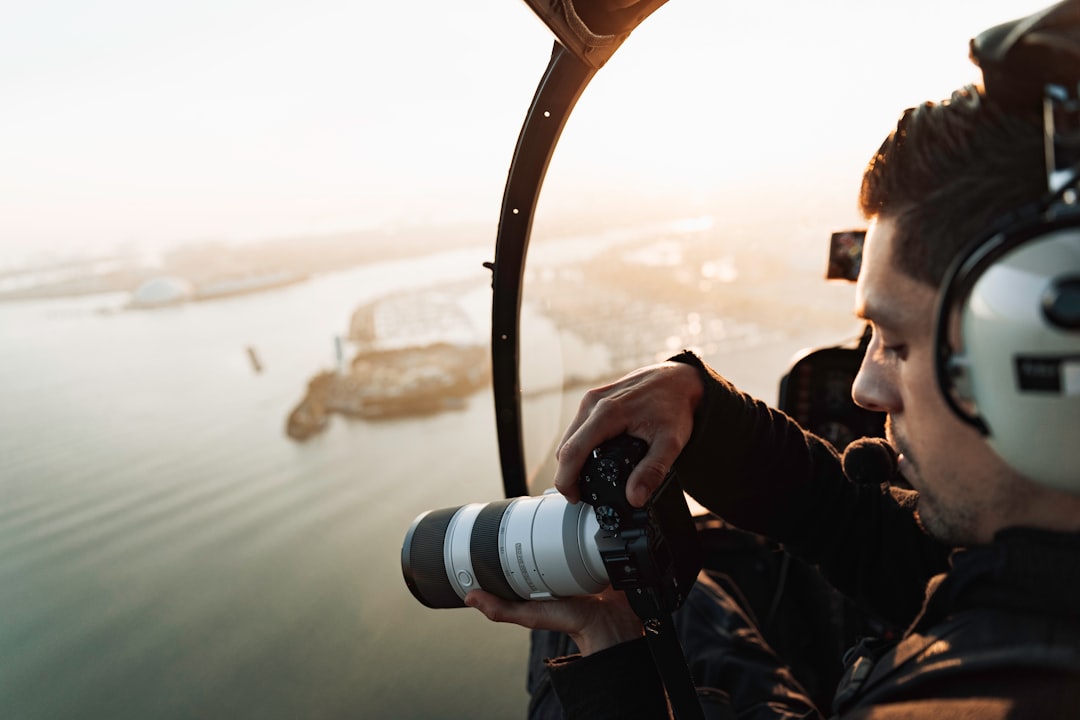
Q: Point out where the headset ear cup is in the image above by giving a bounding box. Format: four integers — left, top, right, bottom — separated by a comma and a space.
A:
945, 222, 1080, 493
943, 346, 980, 423
936, 314, 979, 424
935, 234, 999, 437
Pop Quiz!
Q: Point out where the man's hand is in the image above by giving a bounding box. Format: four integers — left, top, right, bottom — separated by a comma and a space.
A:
465, 586, 642, 656
554, 361, 704, 507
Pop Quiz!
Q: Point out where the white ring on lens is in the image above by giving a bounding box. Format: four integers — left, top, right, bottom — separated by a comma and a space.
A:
531, 494, 607, 597
496, 494, 608, 600
499, 497, 541, 599
444, 503, 484, 601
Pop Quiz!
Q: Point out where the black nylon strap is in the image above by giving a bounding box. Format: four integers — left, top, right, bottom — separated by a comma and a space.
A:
626, 589, 706, 720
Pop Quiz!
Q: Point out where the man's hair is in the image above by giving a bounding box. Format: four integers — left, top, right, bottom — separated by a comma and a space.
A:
858, 85, 1046, 287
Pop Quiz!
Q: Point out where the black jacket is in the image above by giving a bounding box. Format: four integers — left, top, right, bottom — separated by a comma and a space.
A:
542, 353, 1080, 719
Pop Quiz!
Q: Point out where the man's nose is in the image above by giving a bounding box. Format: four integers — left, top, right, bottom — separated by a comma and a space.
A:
852, 342, 899, 414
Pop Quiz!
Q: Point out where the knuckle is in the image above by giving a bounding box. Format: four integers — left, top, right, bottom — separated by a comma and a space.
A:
580, 386, 607, 409
592, 393, 621, 413
557, 436, 582, 463
482, 601, 511, 623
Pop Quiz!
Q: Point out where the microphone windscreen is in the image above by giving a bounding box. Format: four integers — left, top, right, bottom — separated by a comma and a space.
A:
842, 437, 898, 485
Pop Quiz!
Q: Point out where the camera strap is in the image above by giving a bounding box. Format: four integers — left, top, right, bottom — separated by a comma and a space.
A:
627, 589, 706, 720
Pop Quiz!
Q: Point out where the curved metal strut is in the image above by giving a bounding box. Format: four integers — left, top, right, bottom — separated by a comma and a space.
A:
489, 43, 596, 498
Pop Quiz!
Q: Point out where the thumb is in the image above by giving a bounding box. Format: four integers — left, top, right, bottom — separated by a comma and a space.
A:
625, 454, 671, 507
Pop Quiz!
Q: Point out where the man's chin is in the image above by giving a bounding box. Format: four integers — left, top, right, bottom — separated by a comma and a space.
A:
913, 498, 968, 547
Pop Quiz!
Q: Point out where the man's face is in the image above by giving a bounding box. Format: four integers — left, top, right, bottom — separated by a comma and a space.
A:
851, 217, 1029, 545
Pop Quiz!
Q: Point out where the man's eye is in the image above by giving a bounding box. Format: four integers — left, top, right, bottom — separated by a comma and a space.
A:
869, 325, 907, 361
882, 343, 907, 360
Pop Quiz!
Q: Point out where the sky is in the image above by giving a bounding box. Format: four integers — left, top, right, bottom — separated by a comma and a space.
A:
0, 0, 1057, 269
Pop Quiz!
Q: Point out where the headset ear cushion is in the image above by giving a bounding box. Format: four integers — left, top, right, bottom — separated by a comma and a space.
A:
951, 225, 1080, 493
934, 229, 1005, 437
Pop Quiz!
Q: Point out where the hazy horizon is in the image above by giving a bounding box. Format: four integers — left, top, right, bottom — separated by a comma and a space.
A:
1, 1, 1053, 270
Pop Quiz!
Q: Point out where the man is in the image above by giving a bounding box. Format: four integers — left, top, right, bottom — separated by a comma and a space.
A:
467, 7, 1080, 718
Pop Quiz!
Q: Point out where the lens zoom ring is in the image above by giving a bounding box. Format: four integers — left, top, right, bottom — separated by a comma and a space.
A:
472, 500, 518, 601
403, 508, 464, 608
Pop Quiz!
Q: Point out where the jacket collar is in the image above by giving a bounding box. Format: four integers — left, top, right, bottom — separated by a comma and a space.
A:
910, 526, 1080, 634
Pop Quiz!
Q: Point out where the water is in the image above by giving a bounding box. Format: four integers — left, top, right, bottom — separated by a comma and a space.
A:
0, 232, 859, 719
0, 247, 532, 720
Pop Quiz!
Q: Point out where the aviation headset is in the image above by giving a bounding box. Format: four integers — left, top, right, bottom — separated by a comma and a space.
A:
934, 0, 1080, 493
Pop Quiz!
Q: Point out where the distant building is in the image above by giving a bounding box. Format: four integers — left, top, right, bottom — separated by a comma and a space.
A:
131, 276, 194, 307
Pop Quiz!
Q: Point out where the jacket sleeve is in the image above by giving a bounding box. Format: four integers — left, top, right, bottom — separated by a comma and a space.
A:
547, 640, 672, 719
668, 351, 950, 628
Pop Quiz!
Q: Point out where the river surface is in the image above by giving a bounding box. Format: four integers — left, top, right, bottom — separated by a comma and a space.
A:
0, 247, 535, 720
0, 235, 856, 719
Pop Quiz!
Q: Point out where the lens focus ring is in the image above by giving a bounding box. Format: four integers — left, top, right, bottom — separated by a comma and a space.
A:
471, 499, 518, 602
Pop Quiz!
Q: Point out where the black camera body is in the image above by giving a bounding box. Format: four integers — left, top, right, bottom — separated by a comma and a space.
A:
579, 434, 703, 615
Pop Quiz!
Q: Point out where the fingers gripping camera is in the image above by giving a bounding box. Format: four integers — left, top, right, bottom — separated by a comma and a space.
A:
401, 434, 702, 612
581, 435, 703, 614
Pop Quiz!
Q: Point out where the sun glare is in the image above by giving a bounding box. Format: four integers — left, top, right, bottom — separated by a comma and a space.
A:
540, 1, 1052, 218
0, 0, 1059, 269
